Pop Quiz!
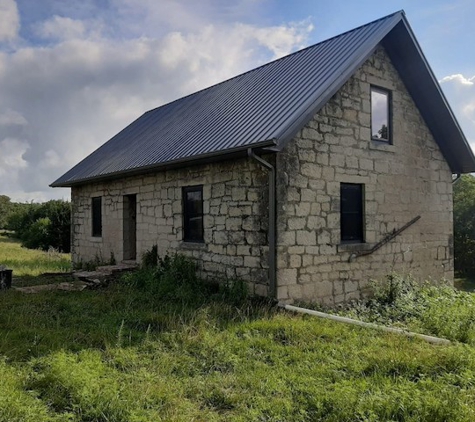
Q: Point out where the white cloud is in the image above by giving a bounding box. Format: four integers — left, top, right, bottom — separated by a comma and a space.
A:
0, 137, 29, 200
0, 10, 312, 201
247, 20, 314, 59
0, 0, 19, 42
36, 16, 87, 41
440, 73, 475, 152
440, 74, 475, 86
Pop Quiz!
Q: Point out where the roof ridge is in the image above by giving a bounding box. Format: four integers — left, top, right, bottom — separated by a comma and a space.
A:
145, 10, 405, 115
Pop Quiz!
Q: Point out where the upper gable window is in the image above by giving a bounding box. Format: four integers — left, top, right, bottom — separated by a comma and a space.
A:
371, 86, 391, 143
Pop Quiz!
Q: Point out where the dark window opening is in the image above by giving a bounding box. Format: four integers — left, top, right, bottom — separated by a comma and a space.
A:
340, 183, 364, 243
92, 196, 102, 237
371, 86, 391, 143
183, 186, 204, 242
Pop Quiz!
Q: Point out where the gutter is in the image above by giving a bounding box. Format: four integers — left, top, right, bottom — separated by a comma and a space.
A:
51, 140, 278, 188
248, 148, 277, 299
452, 173, 462, 185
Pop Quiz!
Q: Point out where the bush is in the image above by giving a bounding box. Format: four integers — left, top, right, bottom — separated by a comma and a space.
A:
6, 200, 71, 252
123, 248, 248, 305
21, 218, 52, 251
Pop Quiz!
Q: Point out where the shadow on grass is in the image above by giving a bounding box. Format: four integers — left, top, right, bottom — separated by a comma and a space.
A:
0, 234, 19, 244
0, 279, 275, 363
454, 276, 475, 292
12, 273, 75, 288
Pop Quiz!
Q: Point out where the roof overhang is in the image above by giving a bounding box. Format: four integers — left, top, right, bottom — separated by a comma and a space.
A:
382, 18, 475, 173
51, 139, 277, 187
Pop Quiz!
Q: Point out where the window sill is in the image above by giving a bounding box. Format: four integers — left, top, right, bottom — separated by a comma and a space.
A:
369, 141, 395, 153
90, 236, 103, 243
338, 242, 373, 253
179, 241, 207, 251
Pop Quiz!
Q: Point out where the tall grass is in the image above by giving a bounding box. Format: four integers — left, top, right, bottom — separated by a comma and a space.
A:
1, 250, 475, 420
0, 234, 71, 276
336, 274, 475, 344
2, 308, 475, 421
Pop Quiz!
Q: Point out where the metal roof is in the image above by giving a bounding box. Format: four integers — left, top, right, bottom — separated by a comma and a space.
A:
51, 11, 475, 187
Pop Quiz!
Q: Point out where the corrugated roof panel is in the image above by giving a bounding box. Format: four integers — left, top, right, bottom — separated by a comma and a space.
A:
51, 10, 475, 187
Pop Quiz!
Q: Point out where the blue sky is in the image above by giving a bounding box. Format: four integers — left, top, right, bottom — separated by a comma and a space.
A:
0, 0, 473, 201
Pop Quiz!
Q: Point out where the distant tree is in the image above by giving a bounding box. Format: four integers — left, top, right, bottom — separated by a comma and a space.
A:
453, 174, 475, 275
6, 200, 71, 252
0, 195, 13, 229
378, 124, 388, 140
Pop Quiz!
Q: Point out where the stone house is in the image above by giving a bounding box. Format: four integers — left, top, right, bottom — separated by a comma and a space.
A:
52, 11, 475, 304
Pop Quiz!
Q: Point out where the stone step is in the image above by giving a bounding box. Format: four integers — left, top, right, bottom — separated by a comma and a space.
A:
73, 262, 138, 287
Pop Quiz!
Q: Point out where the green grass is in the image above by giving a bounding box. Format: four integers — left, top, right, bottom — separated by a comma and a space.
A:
1, 280, 475, 421
332, 274, 475, 345
0, 234, 71, 278
1, 246, 475, 420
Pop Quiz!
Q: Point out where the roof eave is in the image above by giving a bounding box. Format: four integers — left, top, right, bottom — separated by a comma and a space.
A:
50, 139, 278, 188
273, 11, 405, 149
383, 17, 475, 173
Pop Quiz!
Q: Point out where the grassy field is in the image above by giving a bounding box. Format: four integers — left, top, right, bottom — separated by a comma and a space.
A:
0, 234, 71, 278
1, 240, 475, 420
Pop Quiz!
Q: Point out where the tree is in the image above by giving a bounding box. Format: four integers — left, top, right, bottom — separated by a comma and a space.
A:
378, 124, 388, 140
453, 174, 475, 275
6, 200, 71, 252
0, 195, 13, 229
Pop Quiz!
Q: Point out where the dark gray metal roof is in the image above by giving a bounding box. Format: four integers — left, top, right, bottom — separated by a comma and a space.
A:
51, 11, 475, 187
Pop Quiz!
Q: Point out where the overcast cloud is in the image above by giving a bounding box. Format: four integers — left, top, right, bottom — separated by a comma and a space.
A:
0, 1, 474, 202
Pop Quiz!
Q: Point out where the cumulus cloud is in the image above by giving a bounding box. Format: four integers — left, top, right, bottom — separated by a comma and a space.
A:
247, 20, 314, 59
36, 16, 87, 41
0, 0, 20, 41
440, 73, 475, 150
0, 2, 313, 201
440, 74, 475, 86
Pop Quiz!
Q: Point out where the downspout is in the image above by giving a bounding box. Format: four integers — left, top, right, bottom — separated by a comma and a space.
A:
248, 148, 277, 299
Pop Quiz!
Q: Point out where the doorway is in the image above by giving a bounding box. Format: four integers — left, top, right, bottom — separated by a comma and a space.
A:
123, 194, 137, 261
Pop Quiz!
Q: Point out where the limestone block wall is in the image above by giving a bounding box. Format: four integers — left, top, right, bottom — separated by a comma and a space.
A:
276, 45, 454, 305
71, 158, 270, 294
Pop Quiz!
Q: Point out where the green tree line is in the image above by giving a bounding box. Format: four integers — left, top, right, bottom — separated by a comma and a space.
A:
0, 196, 70, 253
454, 174, 475, 276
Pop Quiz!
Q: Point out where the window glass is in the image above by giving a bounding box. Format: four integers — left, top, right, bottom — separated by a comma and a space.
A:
92, 196, 102, 237
371, 87, 390, 142
183, 186, 204, 242
340, 183, 364, 243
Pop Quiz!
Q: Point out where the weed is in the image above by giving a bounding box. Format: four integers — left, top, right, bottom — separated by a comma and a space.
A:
74, 250, 117, 271
141, 244, 158, 268
336, 274, 475, 343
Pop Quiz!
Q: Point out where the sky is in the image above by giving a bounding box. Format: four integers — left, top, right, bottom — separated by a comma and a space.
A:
0, 0, 474, 202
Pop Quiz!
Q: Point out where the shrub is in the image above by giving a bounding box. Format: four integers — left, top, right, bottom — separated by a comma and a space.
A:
21, 218, 52, 251
141, 244, 158, 268
124, 247, 249, 305
6, 200, 71, 253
